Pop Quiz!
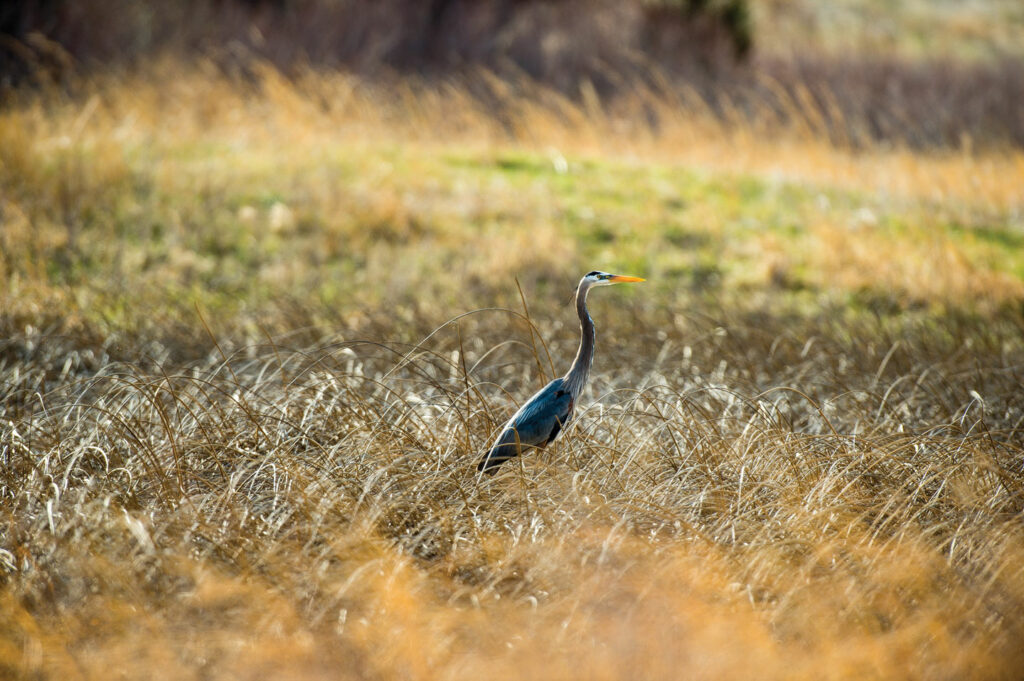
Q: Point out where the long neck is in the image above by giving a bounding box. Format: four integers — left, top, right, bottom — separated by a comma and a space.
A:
563, 283, 595, 397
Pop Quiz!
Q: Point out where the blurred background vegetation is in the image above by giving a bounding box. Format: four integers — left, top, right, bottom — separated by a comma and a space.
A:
3, 0, 1023, 356
3, 0, 1024, 148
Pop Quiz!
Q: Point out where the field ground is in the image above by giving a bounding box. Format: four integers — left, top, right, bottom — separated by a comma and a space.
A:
2, 62, 1024, 680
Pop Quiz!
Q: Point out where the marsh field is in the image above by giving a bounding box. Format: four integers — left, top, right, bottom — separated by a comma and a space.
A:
3, 2, 1024, 679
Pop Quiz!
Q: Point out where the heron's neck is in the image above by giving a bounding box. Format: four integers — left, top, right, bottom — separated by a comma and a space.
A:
563, 284, 595, 397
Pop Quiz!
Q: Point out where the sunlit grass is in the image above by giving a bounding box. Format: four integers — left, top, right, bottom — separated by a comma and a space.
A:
3, 61, 1023, 336
2, 59, 1024, 680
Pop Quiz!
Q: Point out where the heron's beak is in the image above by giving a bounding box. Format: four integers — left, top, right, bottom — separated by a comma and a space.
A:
608, 274, 645, 283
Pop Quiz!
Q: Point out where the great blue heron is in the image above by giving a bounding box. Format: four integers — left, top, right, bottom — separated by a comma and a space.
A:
477, 271, 645, 474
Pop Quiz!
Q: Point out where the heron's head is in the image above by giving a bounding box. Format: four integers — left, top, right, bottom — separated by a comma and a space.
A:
581, 271, 646, 289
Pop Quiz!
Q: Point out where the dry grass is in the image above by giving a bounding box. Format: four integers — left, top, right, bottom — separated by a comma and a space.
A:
3, 305, 1023, 680
2, 60, 1024, 680
7, 0, 1024, 149
754, 0, 1024, 59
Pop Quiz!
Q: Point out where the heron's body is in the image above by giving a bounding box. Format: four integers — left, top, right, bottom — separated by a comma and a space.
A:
477, 271, 644, 474
478, 377, 574, 471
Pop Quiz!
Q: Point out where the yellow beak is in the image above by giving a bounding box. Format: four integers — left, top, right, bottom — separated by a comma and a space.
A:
608, 274, 646, 283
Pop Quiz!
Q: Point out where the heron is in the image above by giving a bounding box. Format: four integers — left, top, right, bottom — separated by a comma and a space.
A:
477, 271, 645, 474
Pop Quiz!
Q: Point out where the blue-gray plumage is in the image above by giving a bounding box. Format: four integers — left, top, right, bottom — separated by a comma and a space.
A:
477, 271, 645, 474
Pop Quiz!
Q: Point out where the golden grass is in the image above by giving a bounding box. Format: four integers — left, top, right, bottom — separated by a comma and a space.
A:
4, 320, 1023, 680
3, 59, 1023, 337
2, 60, 1024, 680
5, 59, 1024, 206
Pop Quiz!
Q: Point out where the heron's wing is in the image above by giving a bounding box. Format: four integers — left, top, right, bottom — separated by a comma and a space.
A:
477, 378, 574, 473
